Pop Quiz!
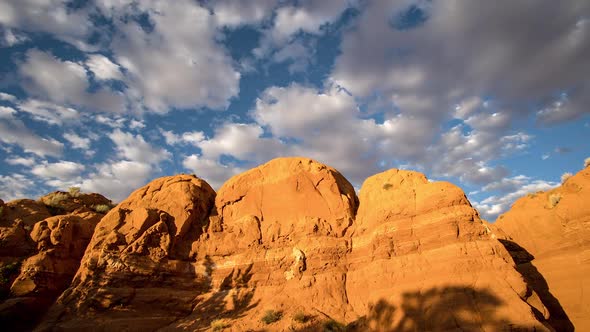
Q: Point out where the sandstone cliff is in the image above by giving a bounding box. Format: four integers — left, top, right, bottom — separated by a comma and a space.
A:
495, 166, 590, 331
36, 158, 554, 332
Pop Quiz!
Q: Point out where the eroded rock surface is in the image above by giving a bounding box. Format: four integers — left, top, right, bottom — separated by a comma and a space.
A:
0, 193, 111, 330
496, 167, 590, 331
36, 158, 557, 331
346, 169, 550, 331
38, 175, 216, 331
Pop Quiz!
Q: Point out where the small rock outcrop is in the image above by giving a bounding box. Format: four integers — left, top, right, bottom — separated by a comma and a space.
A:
38, 175, 216, 331
0, 192, 112, 330
496, 167, 590, 331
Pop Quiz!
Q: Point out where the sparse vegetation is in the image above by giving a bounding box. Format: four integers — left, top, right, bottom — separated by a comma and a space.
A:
585, 157, 590, 168
293, 311, 309, 323
0, 261, 22, 286
44, 192, 69, 208
549, 193, 562, 208
210, 319, 231, 331
561, 172, 573, 184
68, 186, 81, 197
0, 206, 3, 216
94, 204, 112, 213
322, 319, 347, 331
261, 310, 283, 324
382, 183, 393, 190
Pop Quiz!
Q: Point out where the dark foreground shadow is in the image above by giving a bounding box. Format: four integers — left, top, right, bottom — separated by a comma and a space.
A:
499, 239, 574, 332
292, 286, 550, 332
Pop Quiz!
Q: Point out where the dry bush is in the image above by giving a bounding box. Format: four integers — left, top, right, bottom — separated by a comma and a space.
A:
68, 187, 81, 197
93, 204, 112, 213
561, 172, 573, 184
549, 193, 562, 208
44, 192, 69, 207
261, 310, 282, 324
210, 319, 230, 331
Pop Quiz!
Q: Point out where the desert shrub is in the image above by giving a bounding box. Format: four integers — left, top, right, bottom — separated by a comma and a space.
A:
561, 172, 573, 184
44, 192, 69, 208
323, 319, 347, 331
0, 261, 22, 286
261, 310, 282, 324
68, 186, 81, 197
549, 194, 562, 208
585, 157, 590, 168
293, 311, 309, 323
210, 319, 230, 331
382, 183, 393, 190
94, 204, 112, 213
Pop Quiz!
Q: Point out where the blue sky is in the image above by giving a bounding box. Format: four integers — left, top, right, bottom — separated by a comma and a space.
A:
0, 0, 588, 221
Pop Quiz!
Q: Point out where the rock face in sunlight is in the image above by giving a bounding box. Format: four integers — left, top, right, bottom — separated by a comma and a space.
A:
495, 166, 590, 331
31, 157, 557, 332
0, 192, 112, 330
346, 169, 550, 331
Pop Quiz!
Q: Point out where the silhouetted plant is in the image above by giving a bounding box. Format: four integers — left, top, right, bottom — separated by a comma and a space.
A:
585, 157, 590, 168
261, 310, 283, 324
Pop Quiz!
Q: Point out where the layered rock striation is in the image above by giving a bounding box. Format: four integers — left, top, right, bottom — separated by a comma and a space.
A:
36, 157, 557, 331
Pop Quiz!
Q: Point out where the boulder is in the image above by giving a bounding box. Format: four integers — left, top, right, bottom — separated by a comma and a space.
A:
495, 167, 590, 331
38, 175, 216, 331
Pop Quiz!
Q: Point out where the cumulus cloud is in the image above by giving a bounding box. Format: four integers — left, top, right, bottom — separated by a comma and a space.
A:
63, 132, 92, 151
210, 0, 277, 27
474, 176, 559, 221
86, 54, 124, 81
6, 156, 35, 167
102, 0, 240, 112
0, 174, 36, 201
18, 99, 79, 125
183, 155, 244, 189
80, 161, 153, 202
18, 49, 126, 113
332, 1, 590, 124
31, 160, 85, 189
109, 129, 171, 164
0, 107, 63, 157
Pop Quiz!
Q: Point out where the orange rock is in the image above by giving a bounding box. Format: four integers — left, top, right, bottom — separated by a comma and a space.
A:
37, 175, 216, 331
346, 168, 550, 331
37, 159, 555, 331
496, 167, 590, 331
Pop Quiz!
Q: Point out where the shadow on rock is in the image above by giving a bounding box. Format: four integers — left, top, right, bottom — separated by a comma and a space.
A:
499, 239, 574, 332
292, 286, 549, 331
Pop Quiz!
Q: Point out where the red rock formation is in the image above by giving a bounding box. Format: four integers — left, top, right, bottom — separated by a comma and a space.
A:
38, 175, 216, 331
0, 193, 111, 330
39, 158, 554, 331
495, 166, 590, 331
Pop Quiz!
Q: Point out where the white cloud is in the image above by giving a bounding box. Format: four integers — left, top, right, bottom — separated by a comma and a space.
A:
183, 154, 244, 189
18, 49, 126, 113
86, 54, 123, 81
109, 129, 171, 164
0, 110, 63, 157
474, 176, 559, 220
0, 0, 92, 49
6, 156, 35, 167
63, 132, 92, 150
211, 0, 277, 27
0, 174, 36, 201
1, 28, 29, 47
31, 161, 84, 178
0, 92, 17, 102
18, 99, 79, 125
106, 0, 240, 112
80, 160, 153, 202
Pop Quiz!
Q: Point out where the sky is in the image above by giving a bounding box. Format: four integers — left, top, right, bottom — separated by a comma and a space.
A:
0, 0, 588, 221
